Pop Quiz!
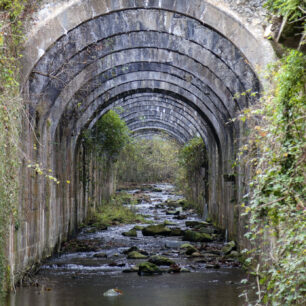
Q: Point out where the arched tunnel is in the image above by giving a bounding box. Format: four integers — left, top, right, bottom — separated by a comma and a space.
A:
12, 0, 275, 276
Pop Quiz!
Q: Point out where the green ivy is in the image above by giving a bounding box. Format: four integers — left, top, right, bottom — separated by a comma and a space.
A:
240, 50, 305, 305
0, 0, 28, 298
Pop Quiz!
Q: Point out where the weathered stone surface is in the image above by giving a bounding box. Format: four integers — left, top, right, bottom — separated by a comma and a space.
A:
138, 262, 162, 275
142, 224, 171, 236
122, 229, 137, 237
127, 251, 148, 259
222, 241, 236, 255
9, 0, 276, 284
149, 255, 175, 266
185, 221, 210, 228
183, 231, 213, 242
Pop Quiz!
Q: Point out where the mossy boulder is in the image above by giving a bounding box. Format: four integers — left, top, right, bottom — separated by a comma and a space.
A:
166, 210, 180, 215
142, 224, 171, 236
185, 221, 209, 228
183, 230, 213, 242
149, 255, 175, 266
163, 220, 176, 226
170, 227, 184, 236
122, 229, 137, 237
138, 262, 162, 275
127, 251, 148, 259
180, 243, 198, 255
222, 241, 236, 255
133, 225, 144, 231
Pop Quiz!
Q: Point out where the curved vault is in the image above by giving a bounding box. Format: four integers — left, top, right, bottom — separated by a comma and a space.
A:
14, 0, 275, 274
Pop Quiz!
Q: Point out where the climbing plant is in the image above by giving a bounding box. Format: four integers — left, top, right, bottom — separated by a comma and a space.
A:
0, 0, 28, 298
239, 50, 305, 305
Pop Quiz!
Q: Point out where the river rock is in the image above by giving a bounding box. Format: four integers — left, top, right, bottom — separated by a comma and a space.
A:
163, 220, 176, 226
174, 215, 187, 220
133, 225, 144, 231
103, 289, 122, 296
185, 221, 210, 228
127, 251, 148, 259
123, 266, 139, 273
142, 224, 171, 236
138, 262, 162, 275
183, 231, 213, 242
93, 252, 107, 258
170, 227, 184, 236
122, 229, 137, 237
149, 255, 175, 266
166, 210, 180, 215
222, 241, 236, 255
191, 252, 203, 257
168, 263, 181, 273
180, 244, 198, 255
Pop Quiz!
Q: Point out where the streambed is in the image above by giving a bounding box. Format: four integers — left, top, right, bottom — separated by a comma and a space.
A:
6, 184, 251, 306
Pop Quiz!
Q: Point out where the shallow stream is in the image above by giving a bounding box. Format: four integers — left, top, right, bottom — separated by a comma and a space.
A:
6, 184, 250, 306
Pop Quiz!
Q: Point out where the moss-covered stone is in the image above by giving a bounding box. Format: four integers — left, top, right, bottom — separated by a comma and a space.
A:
185, 221, 209, 228
127, 251, 148, 259
133, 225, 144, 231
122, 229, 137, 237
138, 262, 162, 275
183, 230, 213, 242
169, 227, 184, 236
222, 241, 236, 255
149, 255, 175, 266
142, 224, 171, 236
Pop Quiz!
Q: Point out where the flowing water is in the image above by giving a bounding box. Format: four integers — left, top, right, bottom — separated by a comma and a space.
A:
6, 184, 251, 306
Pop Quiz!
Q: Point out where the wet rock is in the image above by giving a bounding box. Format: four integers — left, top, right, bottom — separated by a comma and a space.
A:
165, 200, 181, 208
168, 263, 181, 273
155, 204, 165, 209
180, 267, 191, 273
198, 227, 216, 234
206, 264, 221, 269
222, 241, 236, 255
174, 215, 187, 220
181, 244, 198, 255
185, 221, 210, 228
123, 266, 139, 273
164, 241, 184, 249
170, 227, 184, 236
123, 246, 148, 255
149, 255, 175, 266
142, 224, 171, 236
152, 187, 163, 192
109, 261, 126, 267
127, 251, 148, 259
103, 289, 122, 296
166, 210, 180, 215
191, 252, 203, 257
61, 239, 101, 253
183, 231, 213, 242
133, 225, 144, 231
138, 262, 162, 275
163, 220, 176, 226
93, 252, 107, 258
122, 229, 137, 237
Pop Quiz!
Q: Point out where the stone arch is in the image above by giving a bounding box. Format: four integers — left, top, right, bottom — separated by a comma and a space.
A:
13, 0, 276, 279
